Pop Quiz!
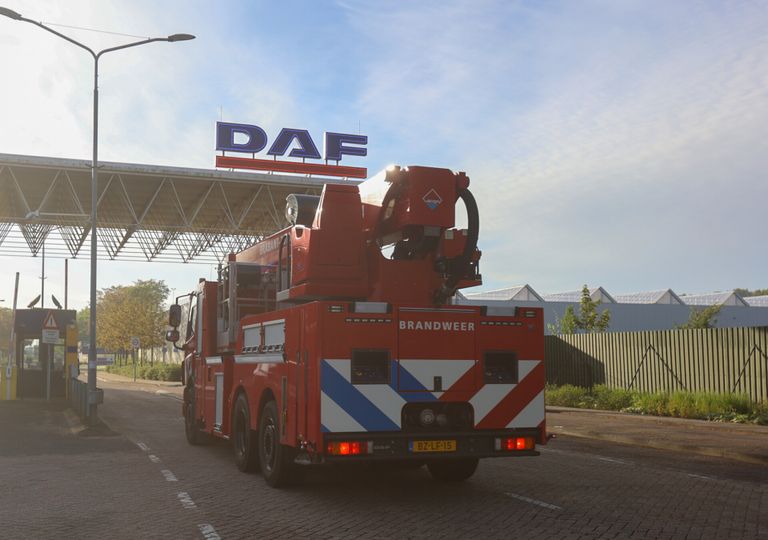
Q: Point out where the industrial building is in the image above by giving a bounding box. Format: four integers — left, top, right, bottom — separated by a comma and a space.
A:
456, 285, 768, 333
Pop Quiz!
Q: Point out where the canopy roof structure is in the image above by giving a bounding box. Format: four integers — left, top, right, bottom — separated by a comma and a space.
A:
462, 284, 544, 302
744, 295, 768, 307
679, 291, 747, 307
613, 289, 684, 305
0, 153, 347, 263
542, 287, 616, 304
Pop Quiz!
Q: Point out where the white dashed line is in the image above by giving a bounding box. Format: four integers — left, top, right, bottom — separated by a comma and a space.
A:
596, 456, 626, 464
687, 473, 713, 480
198, 524, 221, 540
161, 469, 179, 482
136, 442, 149, 452
178, 492, 197, 509
504, 492, 562, 510
148, 454, 161, 463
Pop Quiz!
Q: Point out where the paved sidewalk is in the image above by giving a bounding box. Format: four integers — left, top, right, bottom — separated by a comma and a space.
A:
547, 406, 768, 465
0, 399, 197, 538
90, 369, 184, 399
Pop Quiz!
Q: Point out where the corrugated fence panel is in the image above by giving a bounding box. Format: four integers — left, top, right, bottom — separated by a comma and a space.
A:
545, 327, 768, 402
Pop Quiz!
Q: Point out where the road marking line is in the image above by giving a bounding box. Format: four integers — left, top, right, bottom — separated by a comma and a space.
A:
596, 456, 626, 464
97, 377, 107, 382
504, 492, 562, 510
198, 524, 221, 540
161, 469, 179, 482
178, 492, 197, 509
155, 390, 169, 395
148, 454, 161, 463
687, 473, 713, 480
137, 442, 149, 452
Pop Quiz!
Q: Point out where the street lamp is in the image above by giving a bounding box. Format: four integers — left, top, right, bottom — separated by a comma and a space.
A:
0, 6, 194, 422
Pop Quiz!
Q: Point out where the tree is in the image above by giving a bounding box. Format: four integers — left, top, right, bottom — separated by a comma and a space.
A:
548, 305, 578, 334
577, 285, 611, 333
734, 288, 768, 298
0, 307, 12, 360
552, 285, 611, 334
678, 304, 721, 329
548, 285, 611, 334
96, 280, 170, 358
76, 307, 89, 345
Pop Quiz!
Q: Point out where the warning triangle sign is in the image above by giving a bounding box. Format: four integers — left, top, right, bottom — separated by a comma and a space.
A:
43, 311, 58, 330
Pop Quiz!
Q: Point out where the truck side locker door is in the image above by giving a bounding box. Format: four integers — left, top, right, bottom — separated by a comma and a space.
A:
295, 308, 307, 446
200, 288, 221, 433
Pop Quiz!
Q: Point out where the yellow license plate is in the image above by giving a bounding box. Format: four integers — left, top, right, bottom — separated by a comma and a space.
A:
410, 440, 457, 453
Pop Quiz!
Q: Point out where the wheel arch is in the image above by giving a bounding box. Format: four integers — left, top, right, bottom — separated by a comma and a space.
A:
257, 388, 277, 428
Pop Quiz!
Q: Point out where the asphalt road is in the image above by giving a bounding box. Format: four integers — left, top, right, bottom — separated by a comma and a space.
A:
95, 379, 768, 539
2, 379, 766, 539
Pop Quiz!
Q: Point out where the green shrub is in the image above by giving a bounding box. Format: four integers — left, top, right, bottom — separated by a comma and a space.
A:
631, 392, 669, 416
592, 385, 634, 411
545, 384, 766, 425
545, 384, 591, 407
105, 362, 181, 382
668, 391, 698, 418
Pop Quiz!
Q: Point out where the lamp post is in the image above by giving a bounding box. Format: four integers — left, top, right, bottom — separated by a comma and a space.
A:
0, 6, 194, 422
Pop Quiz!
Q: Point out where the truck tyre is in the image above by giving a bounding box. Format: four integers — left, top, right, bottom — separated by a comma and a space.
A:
258, 400, 304, 487
184, 380, 207, 446
184, 400, 205, 445
426, 458, 479, 482
233, 394, 259, 473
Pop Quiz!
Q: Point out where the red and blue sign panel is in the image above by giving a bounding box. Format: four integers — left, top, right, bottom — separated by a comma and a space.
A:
215, 122, 368, 178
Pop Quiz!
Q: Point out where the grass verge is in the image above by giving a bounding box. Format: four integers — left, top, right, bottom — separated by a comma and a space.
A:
546, 384, 768, 425
105, 363, 182, 382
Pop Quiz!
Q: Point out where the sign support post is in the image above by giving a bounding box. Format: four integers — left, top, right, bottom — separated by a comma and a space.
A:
41, 311, 60, 401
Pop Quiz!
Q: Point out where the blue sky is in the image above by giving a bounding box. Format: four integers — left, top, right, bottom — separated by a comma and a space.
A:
0, 0, 766, 309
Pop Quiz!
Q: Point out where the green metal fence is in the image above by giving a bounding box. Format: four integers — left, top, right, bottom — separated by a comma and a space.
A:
545, 327, 768, 402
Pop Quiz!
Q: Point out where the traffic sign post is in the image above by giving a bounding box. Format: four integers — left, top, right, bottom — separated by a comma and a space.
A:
41, 311, 59, 401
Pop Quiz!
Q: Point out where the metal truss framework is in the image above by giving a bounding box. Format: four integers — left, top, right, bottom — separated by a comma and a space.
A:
0, 153, 344, 263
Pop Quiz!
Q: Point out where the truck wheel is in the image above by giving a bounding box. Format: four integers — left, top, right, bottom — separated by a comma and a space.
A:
427, 458, 479, 482
233, 394, 259, 473
258, 400, 303, 487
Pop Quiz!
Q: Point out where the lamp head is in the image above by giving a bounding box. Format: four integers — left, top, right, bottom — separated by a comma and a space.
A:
0, 6, 23, 20
167, 33, 195, 42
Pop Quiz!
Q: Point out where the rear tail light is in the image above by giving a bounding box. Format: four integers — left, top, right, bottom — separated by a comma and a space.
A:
495, 436, 535, 452
326, 440, 373, 456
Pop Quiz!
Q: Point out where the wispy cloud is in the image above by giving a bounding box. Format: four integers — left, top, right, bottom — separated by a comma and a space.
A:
1, 1, 766, 307
342, 0, 768, 293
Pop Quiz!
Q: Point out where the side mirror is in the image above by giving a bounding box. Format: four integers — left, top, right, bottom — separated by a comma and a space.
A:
165, 329, 180, 343
169, 304, 182, 327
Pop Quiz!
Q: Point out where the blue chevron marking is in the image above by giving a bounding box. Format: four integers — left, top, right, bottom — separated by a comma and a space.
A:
393, 360, 437, 401
321, 361, 399, 432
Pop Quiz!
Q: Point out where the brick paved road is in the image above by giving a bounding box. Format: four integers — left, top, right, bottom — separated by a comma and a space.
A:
2, 380, 767, 539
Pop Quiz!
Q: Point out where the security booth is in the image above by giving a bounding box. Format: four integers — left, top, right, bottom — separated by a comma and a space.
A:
13, 309, 77, 400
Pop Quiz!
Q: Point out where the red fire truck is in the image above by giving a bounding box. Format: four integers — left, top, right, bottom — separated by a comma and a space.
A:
167, 165, 546, 487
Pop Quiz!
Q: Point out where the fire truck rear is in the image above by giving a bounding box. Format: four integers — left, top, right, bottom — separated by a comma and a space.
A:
167, 165, 546, 487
